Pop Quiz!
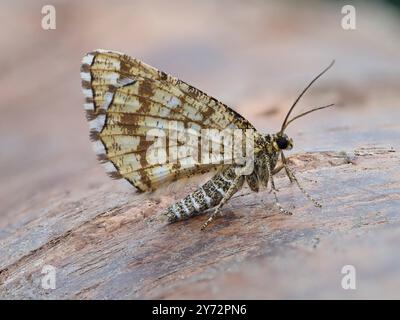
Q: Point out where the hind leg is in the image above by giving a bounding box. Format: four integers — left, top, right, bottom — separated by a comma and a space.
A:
201, 175, 244, 230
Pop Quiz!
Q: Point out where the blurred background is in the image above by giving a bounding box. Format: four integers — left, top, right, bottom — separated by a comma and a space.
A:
1, 0, 400, 299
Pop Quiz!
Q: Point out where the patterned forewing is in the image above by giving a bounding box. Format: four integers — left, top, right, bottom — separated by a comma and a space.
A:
81, 50, 254, 191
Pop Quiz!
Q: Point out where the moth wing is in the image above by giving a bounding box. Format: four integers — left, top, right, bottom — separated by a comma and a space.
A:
81, 50, 255, 191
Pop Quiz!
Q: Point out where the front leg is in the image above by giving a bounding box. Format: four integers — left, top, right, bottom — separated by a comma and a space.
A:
271, 155, 293, 182
283, 163, 322, 208
272, 162, 284, 175
266, 157, 292, 215
280, 152, 294, 183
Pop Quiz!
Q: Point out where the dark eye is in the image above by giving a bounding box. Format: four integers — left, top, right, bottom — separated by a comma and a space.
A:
276, 137, 288, 149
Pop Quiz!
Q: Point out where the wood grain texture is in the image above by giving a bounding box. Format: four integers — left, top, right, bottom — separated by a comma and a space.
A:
1, 148, 399, 299
1, 0, 400, 299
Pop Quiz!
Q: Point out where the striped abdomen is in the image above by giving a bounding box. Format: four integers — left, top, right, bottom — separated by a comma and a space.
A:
162, 167, 244, 222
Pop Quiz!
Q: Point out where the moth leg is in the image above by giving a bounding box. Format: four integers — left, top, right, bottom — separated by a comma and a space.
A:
266, 157, 292, 216
264, 163, 284, 194
272, 163, 284, 175
280, 152, 294, 183
269, 159, 292, 190
283, 164, 322, 208
201, 175, 243, 230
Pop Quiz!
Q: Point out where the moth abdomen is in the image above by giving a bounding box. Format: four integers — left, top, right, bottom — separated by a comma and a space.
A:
162, 167, 241, 223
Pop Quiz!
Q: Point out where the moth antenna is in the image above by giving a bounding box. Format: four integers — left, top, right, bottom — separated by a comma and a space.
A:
283, 103, 335, 129
280, 60, 335, 133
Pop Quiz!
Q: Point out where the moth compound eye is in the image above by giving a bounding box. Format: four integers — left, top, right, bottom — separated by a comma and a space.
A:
276, 137, 289, 149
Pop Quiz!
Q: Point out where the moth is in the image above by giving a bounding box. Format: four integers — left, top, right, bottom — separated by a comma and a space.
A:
80, 50, 334, 230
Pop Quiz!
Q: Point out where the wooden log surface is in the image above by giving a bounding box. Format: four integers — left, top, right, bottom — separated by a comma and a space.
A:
1, 1, 400, 299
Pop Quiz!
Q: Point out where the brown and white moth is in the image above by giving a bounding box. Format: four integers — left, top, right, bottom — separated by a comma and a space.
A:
80, 49, 334, 230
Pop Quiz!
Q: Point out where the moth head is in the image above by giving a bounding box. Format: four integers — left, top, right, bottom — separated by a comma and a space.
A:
272, 133, 293, 151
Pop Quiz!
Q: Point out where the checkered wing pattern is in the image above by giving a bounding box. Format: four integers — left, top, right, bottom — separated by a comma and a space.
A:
80, 50, 254, 191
